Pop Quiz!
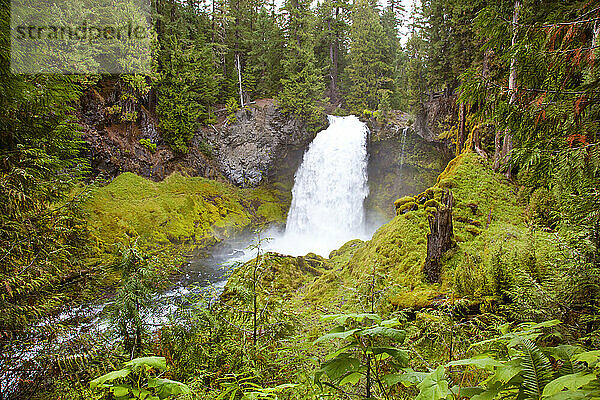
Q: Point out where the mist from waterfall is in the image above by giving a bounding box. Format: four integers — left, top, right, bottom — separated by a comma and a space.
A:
269, 115, 371, 257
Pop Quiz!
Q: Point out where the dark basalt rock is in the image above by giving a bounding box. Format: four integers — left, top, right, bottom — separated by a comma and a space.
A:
206, 100, 316, 188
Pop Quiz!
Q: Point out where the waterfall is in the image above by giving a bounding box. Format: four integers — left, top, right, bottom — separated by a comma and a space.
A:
271, 115, 370, 257
399, 127, 408, 168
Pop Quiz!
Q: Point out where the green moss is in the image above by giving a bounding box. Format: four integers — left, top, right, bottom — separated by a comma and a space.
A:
424, 199, 440, 209
388, 288, 440, 308
437, 153, 560, 298
465, 226, 481, 236
328, 239, 364, 259
139, 138, 156, 153
257, 203, 283, 222
396, 201, 418, 215
425, 206, 437, 215
394, 196, 415, 209
86, 172, 288, 259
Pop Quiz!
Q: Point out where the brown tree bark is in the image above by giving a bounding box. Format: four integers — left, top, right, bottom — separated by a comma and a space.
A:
423, 190, 454, 283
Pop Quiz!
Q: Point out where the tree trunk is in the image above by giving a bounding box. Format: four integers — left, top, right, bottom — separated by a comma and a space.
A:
236, 53, 244, 107
423, 190, 454, 283
457, 101, 466, 155
494, 0, 520, 178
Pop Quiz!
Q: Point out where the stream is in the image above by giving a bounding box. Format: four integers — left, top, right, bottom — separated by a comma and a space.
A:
1, 115, 380, 398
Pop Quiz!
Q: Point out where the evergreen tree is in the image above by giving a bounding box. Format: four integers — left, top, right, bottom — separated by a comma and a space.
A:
156, 0, 220, 153
314, 0, 350, 105
278, 0, 326, 129
422, 0, 483, 94
380, 1, 404, 109
243, 7, 285, 99
345, 0, 393, 112
0, 0, 90, 328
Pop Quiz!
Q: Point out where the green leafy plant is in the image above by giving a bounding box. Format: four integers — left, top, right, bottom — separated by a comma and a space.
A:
401, 320, 600, 399
314, 313, 408, 399
90, 356, 191, 399
139, 138, 157, 154
108, 243, 162, 357
215, 372, 297, 400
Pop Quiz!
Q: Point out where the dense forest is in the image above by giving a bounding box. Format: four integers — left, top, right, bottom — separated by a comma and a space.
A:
1, 0, 600, 398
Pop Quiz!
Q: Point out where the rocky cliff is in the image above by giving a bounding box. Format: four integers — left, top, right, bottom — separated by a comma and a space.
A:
204, 99, 315, 188
79, 83, 221, 181
79, 86, 313, 189
365, 120, 452, 220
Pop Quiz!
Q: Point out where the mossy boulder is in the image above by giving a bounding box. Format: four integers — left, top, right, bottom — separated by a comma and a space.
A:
329, 239, 363, 258
396, 201, 418, 215
424, 199, 440, 209
86, 172, 289, 260
425, 206, 438, 216
394, 196, 415, 209
224, 252, 327, 304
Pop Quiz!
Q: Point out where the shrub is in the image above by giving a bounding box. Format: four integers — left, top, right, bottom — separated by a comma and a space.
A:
525, 187, 556, 228
139, 138, 156, 154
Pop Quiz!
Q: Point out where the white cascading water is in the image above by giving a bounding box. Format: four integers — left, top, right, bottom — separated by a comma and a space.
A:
399, 127, 408, 168
270, 115, 370, 257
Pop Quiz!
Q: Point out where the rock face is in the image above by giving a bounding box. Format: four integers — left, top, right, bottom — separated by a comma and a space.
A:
79, 84, 313, 188
206, 99, 315, 187
365, 121, 452, 220
414, 95, 458, 142
79, 86, 221, 181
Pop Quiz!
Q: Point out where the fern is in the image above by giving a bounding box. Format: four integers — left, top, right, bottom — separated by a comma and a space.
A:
519, 338, 554, 399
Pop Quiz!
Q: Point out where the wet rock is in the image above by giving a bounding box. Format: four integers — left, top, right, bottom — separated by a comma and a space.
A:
207, 100, 316, 187
365, 124, 452, 219
79, 83, 220, 182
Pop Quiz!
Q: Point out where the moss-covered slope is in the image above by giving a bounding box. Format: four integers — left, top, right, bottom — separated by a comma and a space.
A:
229, 152, 560, 317
86, 172, 289, 258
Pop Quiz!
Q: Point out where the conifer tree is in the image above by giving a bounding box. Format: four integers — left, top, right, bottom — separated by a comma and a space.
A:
380, 2, 404, 108
278, 0, 326, 130
244, 7, 285, 99
345, 0, 393, 112
314, 0, 350, 105
0, 0, 90, 328
156, 0, 220, 153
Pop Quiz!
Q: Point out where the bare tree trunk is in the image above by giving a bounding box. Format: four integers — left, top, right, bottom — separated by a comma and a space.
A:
236, 53, 244, 107
494, 0, 520, 178
457, 101, 466, 155
423, 190, 454, 283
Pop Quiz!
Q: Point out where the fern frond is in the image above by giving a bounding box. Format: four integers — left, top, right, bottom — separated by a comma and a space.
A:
520, 338, 554, 400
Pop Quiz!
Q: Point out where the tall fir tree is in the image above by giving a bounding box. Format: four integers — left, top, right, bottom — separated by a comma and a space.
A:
278, 0, 326, 130
156, 0, 220, 153
345, 0, 393, 112
314, 0, 350, 106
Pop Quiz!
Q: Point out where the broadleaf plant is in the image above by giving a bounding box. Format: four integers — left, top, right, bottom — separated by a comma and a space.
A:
314, 313, 408, 399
